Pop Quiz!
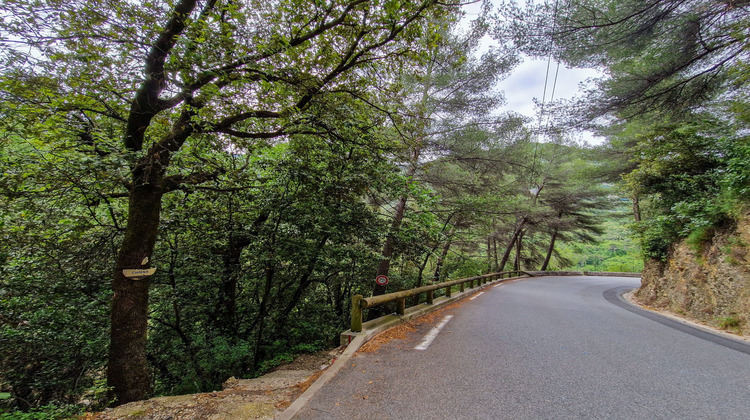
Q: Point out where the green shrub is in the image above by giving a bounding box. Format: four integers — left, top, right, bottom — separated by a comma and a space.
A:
717, 316, 742, 330
686, 225, 714, 254
0, 404, 81, 420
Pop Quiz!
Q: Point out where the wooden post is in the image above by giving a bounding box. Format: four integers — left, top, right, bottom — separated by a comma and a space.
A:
351, 295, 363, 332
397, 298, 405, 315
445, 285, 452, 297
459, 281, 465, 292
426, 290, 434, 304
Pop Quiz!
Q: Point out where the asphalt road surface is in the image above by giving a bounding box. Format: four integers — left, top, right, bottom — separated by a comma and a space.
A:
295, 276, 750, 419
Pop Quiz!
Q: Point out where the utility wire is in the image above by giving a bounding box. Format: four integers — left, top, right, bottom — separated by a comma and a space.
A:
531, 0, 561, 186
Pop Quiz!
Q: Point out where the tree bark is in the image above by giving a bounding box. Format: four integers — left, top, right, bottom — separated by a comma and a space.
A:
373, 191, 410, 297
486, 236, 492, 272
108, 0, 200, 404
252, 265, 275, 371
492, 236, 499, 271
540, 228, 559, 271
108, 185, 163, 404
513, 231, 523, 271
498, 217, 526, 272
367, 194, 407, 320
632, 195, 642, 222
433, 238, 452, 283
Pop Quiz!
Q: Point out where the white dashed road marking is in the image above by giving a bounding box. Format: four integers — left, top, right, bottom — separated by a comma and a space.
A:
469, 292, 485, 300
414, 315, 453, 350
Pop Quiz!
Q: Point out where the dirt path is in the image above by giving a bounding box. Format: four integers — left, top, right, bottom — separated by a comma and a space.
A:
86, 349, 343, 420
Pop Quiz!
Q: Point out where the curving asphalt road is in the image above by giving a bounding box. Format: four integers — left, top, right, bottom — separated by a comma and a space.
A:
294, 276, 750, 419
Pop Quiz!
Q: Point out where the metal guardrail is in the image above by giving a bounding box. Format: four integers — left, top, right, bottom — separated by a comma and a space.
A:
350, 271, 530, 332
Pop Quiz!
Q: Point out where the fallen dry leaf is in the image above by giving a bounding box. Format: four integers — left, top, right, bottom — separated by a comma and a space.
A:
357, 297, 470, 354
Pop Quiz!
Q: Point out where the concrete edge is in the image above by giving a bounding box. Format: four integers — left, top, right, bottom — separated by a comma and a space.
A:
276, 334, 368, 420
622, 290, 750, 344
277, 275, 527, 419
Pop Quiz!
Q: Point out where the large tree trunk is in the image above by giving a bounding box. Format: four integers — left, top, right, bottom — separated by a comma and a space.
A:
107, 0, 199, 403
486, 236, 492, 272
373, 192, 409, 297
540, 228, 559, 271
252, 265, 275, 371
632, 195, 642, 222
513, 231, 523, 271
368, 194, 409, 320
498, 217, 526, 272
433, 238, 452, 283
492, 236, 498, 271
216, 234, 247, 338
108, 185, 163, 404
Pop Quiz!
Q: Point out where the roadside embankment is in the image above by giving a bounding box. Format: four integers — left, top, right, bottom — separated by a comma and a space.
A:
635, 212, 750, 337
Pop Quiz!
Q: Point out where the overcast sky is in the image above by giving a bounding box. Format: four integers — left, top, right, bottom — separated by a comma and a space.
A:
497, 58, 597, 120
496, 57, 604, 144
462, 1, 606, 145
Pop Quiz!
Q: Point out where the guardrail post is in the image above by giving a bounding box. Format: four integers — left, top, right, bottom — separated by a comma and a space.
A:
445, 285, 452, 297
397, 298, 405, 315
351, 294, 363, 332
459, 281, 465, 292
426, 289, 434, 304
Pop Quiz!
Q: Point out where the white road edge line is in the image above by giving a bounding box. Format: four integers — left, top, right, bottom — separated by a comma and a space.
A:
469, 291, 485, 300
414, 315, 453, 351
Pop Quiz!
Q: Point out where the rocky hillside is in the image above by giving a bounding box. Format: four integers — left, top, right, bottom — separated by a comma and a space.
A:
635, 212, 750, 336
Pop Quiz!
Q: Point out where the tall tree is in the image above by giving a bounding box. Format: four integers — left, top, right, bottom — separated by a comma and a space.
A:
371, 11, 518, 300
1, 0, 461, 404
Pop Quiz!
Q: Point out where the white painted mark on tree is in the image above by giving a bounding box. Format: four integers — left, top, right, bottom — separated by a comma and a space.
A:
469, 292, 485, 300
414, 315, 453, 351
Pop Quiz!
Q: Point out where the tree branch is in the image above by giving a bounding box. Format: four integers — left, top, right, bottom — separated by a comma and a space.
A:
124, 0, 198, 152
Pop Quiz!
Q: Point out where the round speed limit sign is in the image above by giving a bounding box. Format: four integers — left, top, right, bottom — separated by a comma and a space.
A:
375, 275, 389, 286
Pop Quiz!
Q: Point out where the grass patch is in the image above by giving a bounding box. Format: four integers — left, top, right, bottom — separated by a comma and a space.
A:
686, 226, 714, 255
0, 393, 10, 400
717, 316, 742, 330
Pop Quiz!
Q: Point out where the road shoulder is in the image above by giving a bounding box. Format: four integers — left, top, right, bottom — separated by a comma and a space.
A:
604, 286, 750, 355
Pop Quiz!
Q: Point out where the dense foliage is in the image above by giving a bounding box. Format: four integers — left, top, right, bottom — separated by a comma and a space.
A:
511, 0, 750, 261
